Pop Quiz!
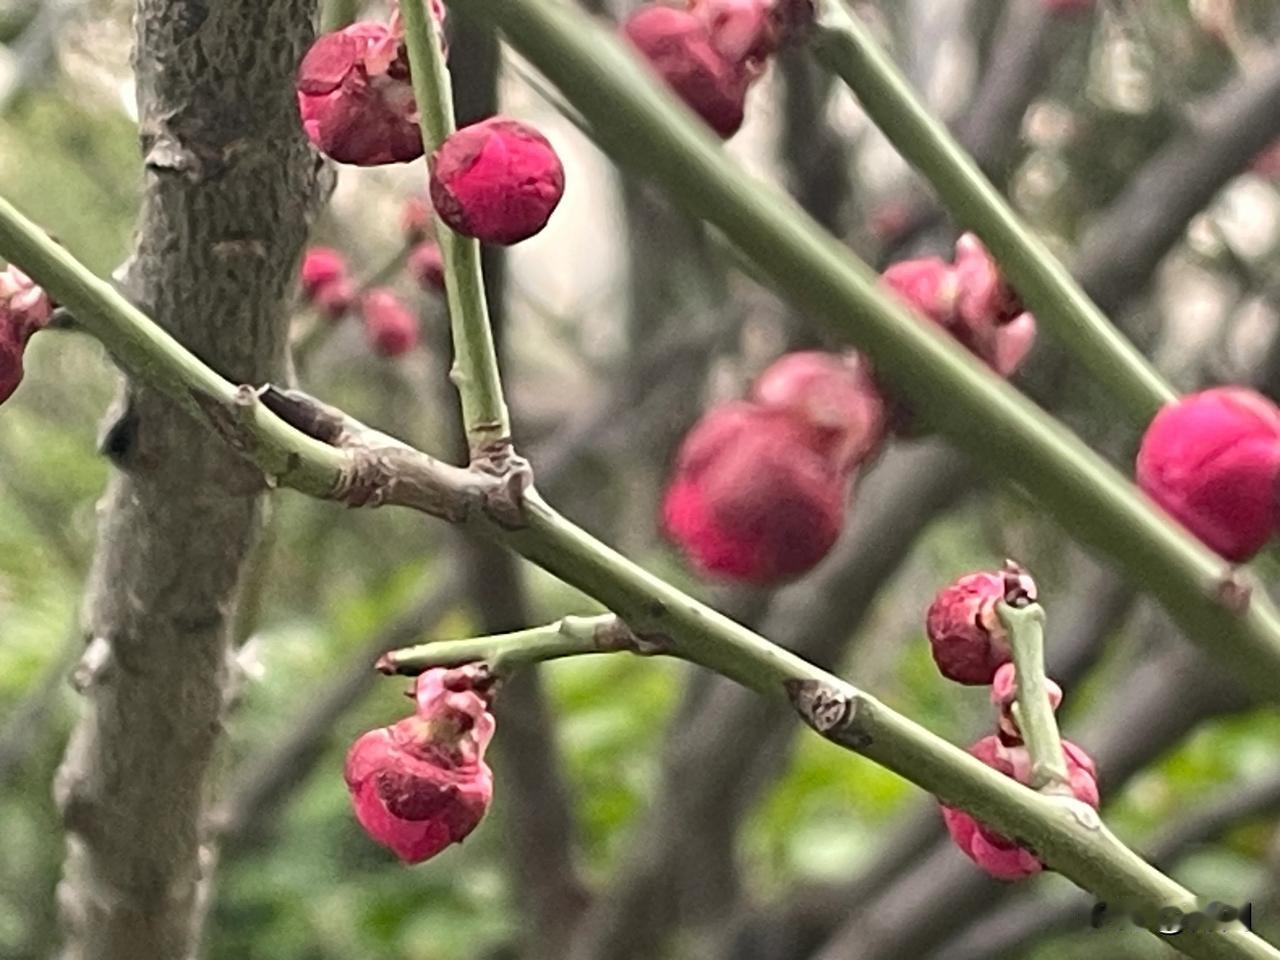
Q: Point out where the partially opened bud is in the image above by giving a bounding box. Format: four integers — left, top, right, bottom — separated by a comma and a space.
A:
950, 234, 1036, 377
882, 257, 956, 326
296, 22, 425, 166
925, 571, 1014, 685
429, 117, 566, 246
940, 735, 1099, 880
662, 402, 849, 584
344, 665, 495, 864
750, 350, 888, 473
622, 6, 754, 139
689, 0, 815, 64
408, 242, 446, 294
990, 662, 1063, 743
360, 288, 420, 357
0, 264, 53, 406
1136, 387, 1280, 562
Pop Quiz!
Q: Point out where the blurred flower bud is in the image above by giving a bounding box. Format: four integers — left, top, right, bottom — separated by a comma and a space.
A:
360, 288, 420, 357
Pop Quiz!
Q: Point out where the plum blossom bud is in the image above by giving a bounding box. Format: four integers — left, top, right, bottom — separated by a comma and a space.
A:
1136, 387, 1280, 562
662, 402, 849, 583
345, 665, 495, 863
429, 117, 566, 245
940, 735, 1099, 880
401, 196, 435, 244
750, 350, 888, 473
300, 247, 354, 320
0, 265, 53, 406
687, 0, 813, 65
622, 6, 754, 139
884, 236, 1036, 377
990, 662, 1063, 743
408, 242, 446, 295
925, 571, 1015, 685
882, 257, 956, 325
360, 288, 420, 357
296, 22, 426, 166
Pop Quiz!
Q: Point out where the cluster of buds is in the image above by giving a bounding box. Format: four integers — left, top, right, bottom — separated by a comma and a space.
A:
621, 0, 815, 139
345, 665, 496, 863
926, 565, 1100, 880
883, 233, 1036, 378
298, 247, 420, 357
662, 350, 887, 583
296, 5, 565, 245
0, 264, 54, 406
1135, 386, 1280, 562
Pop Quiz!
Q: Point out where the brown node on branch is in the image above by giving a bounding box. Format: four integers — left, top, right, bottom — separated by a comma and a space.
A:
469, 436, 533, 529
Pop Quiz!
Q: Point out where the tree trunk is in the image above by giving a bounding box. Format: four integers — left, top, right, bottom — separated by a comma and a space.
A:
53, 2, 321, 958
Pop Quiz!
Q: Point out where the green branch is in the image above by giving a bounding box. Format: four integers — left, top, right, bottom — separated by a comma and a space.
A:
452, 0, 1280, 708
998, 600, 1070, 793
1, 192, 1276, 959
810, 0, 1175, 420
400, 0, 510, 452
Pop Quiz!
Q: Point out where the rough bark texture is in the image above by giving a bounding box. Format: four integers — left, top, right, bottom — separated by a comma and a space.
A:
53, 3, 322, 958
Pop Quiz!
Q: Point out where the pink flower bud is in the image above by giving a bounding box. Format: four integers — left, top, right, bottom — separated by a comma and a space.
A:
428, 116, 566, 246
688, 0, 815, 64
401, 196, 435, 244
990, 662, 1063, 743
345, 666, 495, 864
408, 242, 446, 294
882, 257, 957, 325
662, 402, 849, 583
0, 264, 53, 406
300, 247, 354, 320
951, 233, 1036, 376
940, 735, 1099, 880
296, 22, 424, 166
1136, 387, 1280, 562
925, 571, 1014, 685
622, 6, 754, 139
360, 288, 420, 357
749, 350, 888, 473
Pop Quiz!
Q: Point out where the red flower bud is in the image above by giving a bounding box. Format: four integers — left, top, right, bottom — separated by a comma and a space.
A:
360, 288, 420, 357
924, 571, 1014, 685
0, 264, 53, 405
296, 22, 424, 166
408, 242, 446, 294
990, 662, 1063, 743
401, 196, 436, 244
749, 350, 888, 473
940, 735, 1099, 880
882, 257, 956, 326
428, 116, 566, 246
662, 402, 849, 583
883, 236, 1036, 377
1135, 387, 1280, 562
688, 0, 815, 64
622, 6, 754, 139
345, 666, 494, 863
300, 247, 354, 320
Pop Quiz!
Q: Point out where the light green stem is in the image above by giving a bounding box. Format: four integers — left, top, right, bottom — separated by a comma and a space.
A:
810, 0, 1175, 420
998, 601, 1070, 792
379, 613, 622, 674
0, 194, 1275, 960
400, 0, 510, 452
452, 0, 1280, 707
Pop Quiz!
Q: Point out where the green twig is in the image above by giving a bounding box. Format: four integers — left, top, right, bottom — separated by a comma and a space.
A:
809, 0, 1175, 420
377, 613, 647, 675
400, 0, 510, 453
998, 600, 1070, 793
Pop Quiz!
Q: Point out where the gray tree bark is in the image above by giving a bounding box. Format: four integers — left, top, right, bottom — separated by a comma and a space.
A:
52, 2, 322, 958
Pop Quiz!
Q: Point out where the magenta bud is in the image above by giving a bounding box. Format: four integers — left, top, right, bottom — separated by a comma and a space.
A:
989, 662, 1063, 743
924, 571, 1015, 685
407, 242, 446, 295
359, 288, 420, 357
0, 264, 53, 406
1136, 386, 1280, 562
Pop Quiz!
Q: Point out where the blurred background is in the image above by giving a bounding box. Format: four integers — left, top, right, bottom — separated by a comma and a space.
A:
2, 0, 1280, 958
